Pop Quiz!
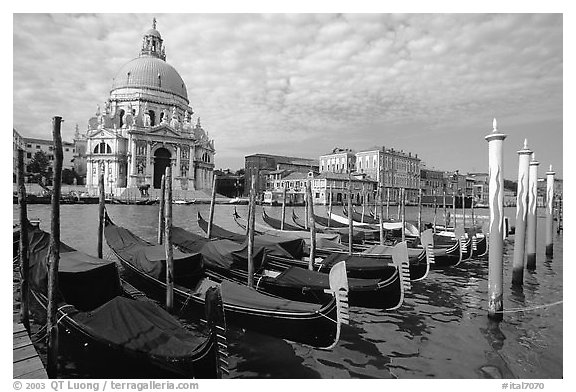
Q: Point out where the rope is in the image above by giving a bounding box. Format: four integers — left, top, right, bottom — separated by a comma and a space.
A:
494, 300, 563, 314
316, 309, 338, 325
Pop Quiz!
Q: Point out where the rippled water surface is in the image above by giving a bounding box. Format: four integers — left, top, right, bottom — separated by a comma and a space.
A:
14, 204, 563, 379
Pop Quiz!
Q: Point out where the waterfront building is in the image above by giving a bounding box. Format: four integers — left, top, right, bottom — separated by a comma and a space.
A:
73, 124, 88, 184
319, 148, 356, 174
23, 137, 76, 171
468, 172, 489, 206
245, 154, 318, 197
264, 171, 377, 206
83, 20, 215, 196
420, 165, 445, 196
356, 147, 421, 203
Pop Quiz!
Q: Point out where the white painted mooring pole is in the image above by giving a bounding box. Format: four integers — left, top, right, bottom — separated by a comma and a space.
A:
485, 118, 507, 321
512, 139, 532, 285
526, 153, 540, 270
545, 165, 556, 256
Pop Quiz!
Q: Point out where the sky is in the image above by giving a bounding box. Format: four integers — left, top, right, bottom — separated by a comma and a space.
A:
12, 12, 564, 180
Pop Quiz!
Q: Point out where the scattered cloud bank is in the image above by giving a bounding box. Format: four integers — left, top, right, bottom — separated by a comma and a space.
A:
13, 13, 563, 178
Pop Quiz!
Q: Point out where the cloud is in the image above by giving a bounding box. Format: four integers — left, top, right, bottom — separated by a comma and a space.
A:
13, 13, 562, 179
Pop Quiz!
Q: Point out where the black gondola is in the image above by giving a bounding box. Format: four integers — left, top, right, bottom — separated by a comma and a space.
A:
23, 221, 226, 379
103, 212, 348, 349
176, 215, 408, 310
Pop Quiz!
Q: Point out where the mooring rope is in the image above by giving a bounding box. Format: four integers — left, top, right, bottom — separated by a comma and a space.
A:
494, 300, 563, 314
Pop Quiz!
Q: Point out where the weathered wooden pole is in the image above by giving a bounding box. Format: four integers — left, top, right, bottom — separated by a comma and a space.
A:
545, 165, 555, 256
280, 187, 287, 230
47, 115, 63, 377
512, 139, 532, 285
17, 149, 30, 331
471, 187, 476, 226
348, 176, 353, 255
306, 179, 316, 270
452, 182, 457, 231
443, 188, 448, 228
417, 188, 423, 233
304, 182, 309, 230
327, 184, 333, 228
401, 188, 406, 242
361, 188, 366, 223
485, 118, 507, 321
97, 172, 105, 258
379, 186, 385, 245
386, 187, 390, 220
397, 188, 401, 220
247, 175, 256, 287
526, 153, 540, 270
461, 192, 466, 229
207, 174, 218, 238
556, 195, 564, 234
432, 196, 437, 234
157, 174, 165, 244
164, 165, 174, 312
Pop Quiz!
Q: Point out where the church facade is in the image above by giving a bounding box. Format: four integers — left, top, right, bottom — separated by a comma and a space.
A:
83, 20, 215, 195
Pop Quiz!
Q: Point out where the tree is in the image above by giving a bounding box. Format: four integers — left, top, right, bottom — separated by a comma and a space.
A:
62, 168, 81, 185
27, 151, 52, 185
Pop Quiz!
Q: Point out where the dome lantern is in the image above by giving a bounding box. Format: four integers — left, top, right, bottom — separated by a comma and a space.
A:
141, 17, 165, 60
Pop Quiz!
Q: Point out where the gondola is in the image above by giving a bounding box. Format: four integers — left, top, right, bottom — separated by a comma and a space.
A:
232, 207, 342, 243
178, 214, 409, 310
262, 208, 307, 231
23, 221, 226, 379
293, 209, 348, 229
200, 211, 430, 282
104, 212, 347, 349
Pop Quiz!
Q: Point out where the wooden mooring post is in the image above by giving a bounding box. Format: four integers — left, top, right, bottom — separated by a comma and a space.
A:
545, 165, 556, 256
164, 166, 174, 312
526, 153, 540, 270
512, 139, 532, 285
306, 179, 317, 270
327, 184, 333, 228
207, 174, 218, 238
158, 174, 165, 244
280, 187, 287, 231
401, 188, 406, 242
461, 192, 466, 229
433, 197, 437, 234
47, 116, 63, 377
386, 187, 390, 220
348, 176, 353, 255
98, 172, 105, 258
247, 175, 256, 287
417, 188, 422, 233
556, 195, 563, 234
485, 118, 507, 321
17, 149, 30, 332
397, 188, 401, 220
379, 186, 384, 245
443, 188, 448, 228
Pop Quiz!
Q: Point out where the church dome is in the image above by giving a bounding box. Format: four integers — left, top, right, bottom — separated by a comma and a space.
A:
144, 28, 161, 38
110, 55, 188, 102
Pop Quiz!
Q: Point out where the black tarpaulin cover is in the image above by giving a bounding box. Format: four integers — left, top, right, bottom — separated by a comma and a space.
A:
218, 280, 321, 313
273, 266, 381, 290
318, 253, 395, 272
27, 223, 122, 311
171, 226, 303, 271
73, 296, 206, 357
104, 223, 203, 280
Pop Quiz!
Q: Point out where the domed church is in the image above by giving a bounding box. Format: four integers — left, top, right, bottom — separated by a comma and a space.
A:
84, 19, 215, 195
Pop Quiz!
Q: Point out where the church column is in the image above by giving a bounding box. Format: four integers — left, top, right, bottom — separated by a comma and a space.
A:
130, 136, 137, 186
176, 145, 181, 178
189, 145, 195, 190
146, 141, 152, 179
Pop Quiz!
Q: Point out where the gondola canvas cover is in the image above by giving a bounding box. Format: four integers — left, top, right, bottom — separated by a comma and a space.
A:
273, 266, 381, 290
73, 296, 206, 357
104, 223, 203, 280
26, 223, 122, 311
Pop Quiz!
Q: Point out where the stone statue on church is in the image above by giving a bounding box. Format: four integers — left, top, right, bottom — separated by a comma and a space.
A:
142, 102, 151, 127
160, 108, 169, 124
123, 105, 135, 129
169, 106, 180, 129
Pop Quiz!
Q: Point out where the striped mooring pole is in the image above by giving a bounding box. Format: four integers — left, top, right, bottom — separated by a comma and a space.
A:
545, 165, 556, 256
526, 153, 540, 270
485, 118, 507, 321
512, 139, 532, 285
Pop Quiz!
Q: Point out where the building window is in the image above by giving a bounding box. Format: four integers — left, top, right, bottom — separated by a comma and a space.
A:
26, 152, 31, 159
65, 148, 69, 152
93, 142, 112, 154
26, 144, 31, 148
36, 145, 40, 149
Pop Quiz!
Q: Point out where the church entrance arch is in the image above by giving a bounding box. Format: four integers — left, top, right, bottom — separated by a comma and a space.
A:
153, 148, 171, 189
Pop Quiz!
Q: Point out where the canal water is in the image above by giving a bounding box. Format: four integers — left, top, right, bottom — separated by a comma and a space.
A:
13, 203, 563, 379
